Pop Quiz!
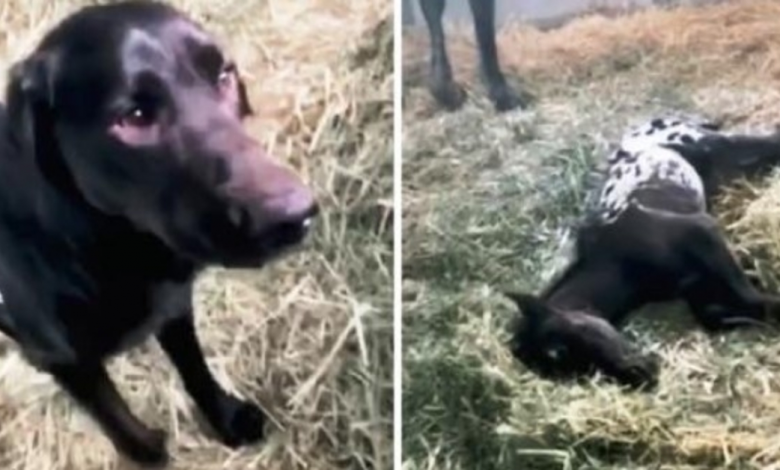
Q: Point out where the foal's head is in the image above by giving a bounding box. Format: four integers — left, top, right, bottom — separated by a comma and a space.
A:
506, 292, 659, 390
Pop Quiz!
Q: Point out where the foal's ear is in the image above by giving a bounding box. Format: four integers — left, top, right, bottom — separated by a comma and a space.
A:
503, 291, 549, 322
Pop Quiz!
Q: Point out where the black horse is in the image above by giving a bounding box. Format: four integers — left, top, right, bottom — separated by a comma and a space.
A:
417, 0, 528, 111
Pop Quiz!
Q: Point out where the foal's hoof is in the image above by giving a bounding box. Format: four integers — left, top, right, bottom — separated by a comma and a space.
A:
213, 397, 266, 447
619, 354, 661, 391
120, 428, 169, 468
488, 83, 529, 112
430, 79, 467, 110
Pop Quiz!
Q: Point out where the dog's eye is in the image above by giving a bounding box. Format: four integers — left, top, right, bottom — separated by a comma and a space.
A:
120, 104, 157, 128
109, 98, 161, 145
217, 63, 236, 87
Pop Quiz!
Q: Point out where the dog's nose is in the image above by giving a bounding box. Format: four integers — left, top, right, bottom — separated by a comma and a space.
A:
264, 186, 318, 225
220, 144, 318, 232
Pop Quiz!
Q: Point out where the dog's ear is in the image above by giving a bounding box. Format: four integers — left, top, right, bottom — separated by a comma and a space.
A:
6, 53, 79, 197
503, 291, 549, 322
6, 53, 54, 157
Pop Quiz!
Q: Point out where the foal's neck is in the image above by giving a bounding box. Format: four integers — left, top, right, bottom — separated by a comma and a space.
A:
542, 258, 640, 324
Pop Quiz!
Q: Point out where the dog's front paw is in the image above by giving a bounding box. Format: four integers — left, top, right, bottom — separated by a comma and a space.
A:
212, 398, 266, 447
118, 427, 169, 468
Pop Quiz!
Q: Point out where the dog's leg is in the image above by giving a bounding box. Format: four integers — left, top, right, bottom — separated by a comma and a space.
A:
467, 0, 525, 111
419, 0, 466, 109
48, 362, 168, 465
682, 218, 780, 330
156, 315, 265, 447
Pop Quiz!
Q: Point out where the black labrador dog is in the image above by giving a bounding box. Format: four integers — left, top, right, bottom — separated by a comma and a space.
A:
0, 1, 317, 465
418, 0, 526, 111
507, 117, 780, 390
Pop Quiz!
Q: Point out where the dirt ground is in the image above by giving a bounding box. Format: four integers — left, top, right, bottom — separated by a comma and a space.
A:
402, 1, 780, 469
0, 1, 392, 469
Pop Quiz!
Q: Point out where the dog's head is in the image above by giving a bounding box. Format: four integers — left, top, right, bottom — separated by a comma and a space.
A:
6, 1, 317, 267
505, 292, 659, 390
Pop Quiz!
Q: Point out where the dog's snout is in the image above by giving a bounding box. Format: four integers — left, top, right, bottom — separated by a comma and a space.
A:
263, 185, 318, 225
221, 149, 318, 248
244, 156, 318, 227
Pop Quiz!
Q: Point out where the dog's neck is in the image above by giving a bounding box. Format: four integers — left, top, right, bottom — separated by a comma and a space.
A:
20, 158, 198, 285
0, 127, 200, 294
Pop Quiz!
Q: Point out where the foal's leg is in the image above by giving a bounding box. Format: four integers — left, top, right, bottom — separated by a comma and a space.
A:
666, 132, 780, 199
467, 0, 525, 111
680, 216, 780, 330
419, 0, 466, 109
